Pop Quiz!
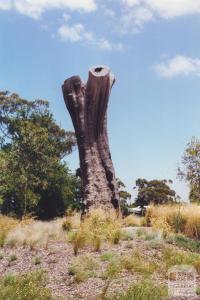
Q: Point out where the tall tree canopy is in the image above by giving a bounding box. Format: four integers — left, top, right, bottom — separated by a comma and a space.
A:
0, 91, 81, 219
134, 178, 177, 207
117, 178, 131, 215
178, 137, 200, 203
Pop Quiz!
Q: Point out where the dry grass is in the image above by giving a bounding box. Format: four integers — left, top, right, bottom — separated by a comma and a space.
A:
62, 212, 81, 231
162, 246, 200, 274
145, 204, 200, 239
0, 215, 19, 247
68, 254, 99, 283
6, 218, 65, 249
68, 209, 121, 255
123, 215, 143, 227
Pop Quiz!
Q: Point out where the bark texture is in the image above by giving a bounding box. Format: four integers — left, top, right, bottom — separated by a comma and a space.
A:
62, 66, 120, 212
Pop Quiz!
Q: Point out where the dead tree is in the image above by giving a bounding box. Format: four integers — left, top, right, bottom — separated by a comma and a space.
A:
62, 66, 120, 213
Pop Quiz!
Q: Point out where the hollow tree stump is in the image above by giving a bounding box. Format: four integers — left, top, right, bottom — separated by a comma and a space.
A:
62, 66, 120, 213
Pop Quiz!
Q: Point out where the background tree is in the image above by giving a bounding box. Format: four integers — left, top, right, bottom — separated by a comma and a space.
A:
178, 137, 200, 203
117, 179, 131, 215
0, 91, 81, 219
134, 178, 177, 207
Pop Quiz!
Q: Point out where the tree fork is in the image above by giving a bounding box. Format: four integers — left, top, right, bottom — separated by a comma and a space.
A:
62, 66, 120, 213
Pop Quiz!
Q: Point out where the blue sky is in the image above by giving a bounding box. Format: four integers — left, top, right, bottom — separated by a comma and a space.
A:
0, 0, 200, 201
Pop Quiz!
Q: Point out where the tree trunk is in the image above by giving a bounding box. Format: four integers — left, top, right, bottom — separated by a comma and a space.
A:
62, 66, 120, 213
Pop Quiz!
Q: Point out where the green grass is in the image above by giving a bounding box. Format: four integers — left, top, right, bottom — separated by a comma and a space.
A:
9, 254, 17, 262
120, 251, 158, 277
0, 270, 53, 300
34, 257, 41, 265
112, 280, 167, 300
196, 286, 200, 295
166, 234, 200, 253
102, 258, 122, 280
162, 246, 200, 274
100, 252, 116, 262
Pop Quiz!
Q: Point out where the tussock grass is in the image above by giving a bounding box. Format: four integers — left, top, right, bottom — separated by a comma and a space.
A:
68, 209, 121, 255
113, 280, 167, 300
162, 246, 200, 274
120, 251, 158, 276
68, 254, 98, 283
9, 254, 17, 262
0, 215, 19, 247
0, 270, 53, 300
6, 219, 65, 249
62, 212, 81, 231
100, 252, 117, 262
145, 204, 200, 240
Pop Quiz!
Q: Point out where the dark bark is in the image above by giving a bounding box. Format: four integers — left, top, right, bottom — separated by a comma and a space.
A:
62, 66, 120, 212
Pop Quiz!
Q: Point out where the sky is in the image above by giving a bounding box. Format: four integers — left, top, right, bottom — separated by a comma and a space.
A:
0, 0, 200, 201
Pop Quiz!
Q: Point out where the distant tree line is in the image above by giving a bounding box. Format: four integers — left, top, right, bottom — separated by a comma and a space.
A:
0, 91, 83, 219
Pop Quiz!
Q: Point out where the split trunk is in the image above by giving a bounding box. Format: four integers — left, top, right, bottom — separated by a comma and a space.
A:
62, 66, 120, 212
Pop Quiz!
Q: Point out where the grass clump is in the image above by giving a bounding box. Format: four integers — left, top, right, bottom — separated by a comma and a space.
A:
145, 204, 200, 240
0, 215, 18, 247
6, 219, 65, 249
100, 252, 116, 262
9, 254, 17, 262
162, 246, 200, 274
68, 254, 98, 283
62, 212, 81, 232
113, 280, 167, 300
120, 251, 158, 277
34, 257, 41, 265
166, 234, 200, 252
69, 209, 121, 255
0, 270, 53, 300
102, 258, 122, 280
136, 228, 160, 241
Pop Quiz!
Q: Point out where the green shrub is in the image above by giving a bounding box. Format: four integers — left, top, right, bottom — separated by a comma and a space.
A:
0, 270, 53, 300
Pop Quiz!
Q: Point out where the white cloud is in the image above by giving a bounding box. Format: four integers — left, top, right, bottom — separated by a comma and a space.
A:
146, 0, 200, 19
153, 55, 200, 78
121, 0, 200, 32
58, 22, 124, 51
122, 0, 140, 7
0, 0, 96, 18
58, 23, 94, 42
0, 0, 11, 10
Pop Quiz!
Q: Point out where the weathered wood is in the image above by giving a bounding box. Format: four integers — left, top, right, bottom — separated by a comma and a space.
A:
62, 66, 120, 212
